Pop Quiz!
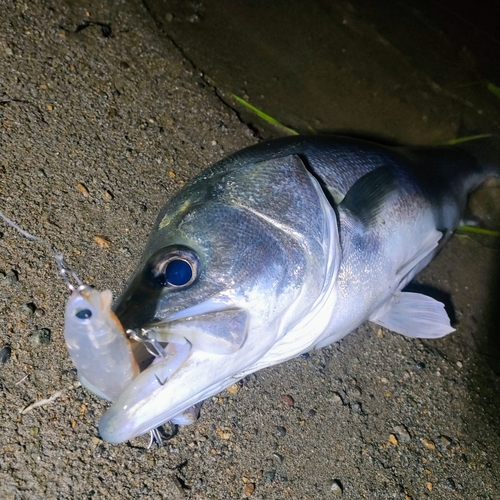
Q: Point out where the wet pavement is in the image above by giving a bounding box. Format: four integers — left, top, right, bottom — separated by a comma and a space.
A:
1, 0, 499, 498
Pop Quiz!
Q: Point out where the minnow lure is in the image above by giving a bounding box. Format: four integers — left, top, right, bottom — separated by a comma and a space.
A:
0, 210, 195, 445
64, 285, 140, 401
0, 211, 139, 400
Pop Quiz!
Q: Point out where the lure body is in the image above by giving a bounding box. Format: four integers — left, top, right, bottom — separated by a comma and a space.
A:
63, 286, 140, 401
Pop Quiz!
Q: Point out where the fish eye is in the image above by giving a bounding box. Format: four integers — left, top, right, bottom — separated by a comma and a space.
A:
150, 246, 199, 289
164, 259, 192, 286
75, 308, 92, 319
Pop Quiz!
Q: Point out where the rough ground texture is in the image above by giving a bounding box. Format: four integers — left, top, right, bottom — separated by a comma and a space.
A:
0, 0, 499, 499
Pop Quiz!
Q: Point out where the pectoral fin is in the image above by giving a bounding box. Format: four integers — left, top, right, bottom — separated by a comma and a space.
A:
369, 291, 455, 338
340, 166, 398, 227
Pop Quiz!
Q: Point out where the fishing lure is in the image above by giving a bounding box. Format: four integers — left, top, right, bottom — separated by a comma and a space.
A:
0, 210, 195, 446
0, 210, 140, 397
64, 285, 140, 401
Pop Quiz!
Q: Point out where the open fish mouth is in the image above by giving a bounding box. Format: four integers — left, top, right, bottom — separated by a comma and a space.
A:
124, 301, 250, 380
98, 309, 252, 443
142, 306, 250, 355
128, 328, 193, 382
123, 300, 250, 385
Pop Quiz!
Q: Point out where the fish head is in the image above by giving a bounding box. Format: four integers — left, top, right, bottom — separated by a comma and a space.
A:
103, 154, 340, 442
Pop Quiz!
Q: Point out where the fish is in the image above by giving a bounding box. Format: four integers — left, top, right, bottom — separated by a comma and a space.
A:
65, 135, 499, 444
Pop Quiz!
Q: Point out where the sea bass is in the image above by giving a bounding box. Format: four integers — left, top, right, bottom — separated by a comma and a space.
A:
65, 135, 498, 443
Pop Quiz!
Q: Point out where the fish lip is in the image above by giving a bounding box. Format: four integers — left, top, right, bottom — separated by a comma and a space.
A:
140, 303, 250, 356
158, 298, 236, 323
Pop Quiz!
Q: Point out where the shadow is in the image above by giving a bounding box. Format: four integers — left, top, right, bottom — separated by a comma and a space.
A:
479, 243, 500, 375
316, 129, 405, 147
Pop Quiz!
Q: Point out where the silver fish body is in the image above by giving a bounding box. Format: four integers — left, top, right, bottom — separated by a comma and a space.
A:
96, 135, 497, 443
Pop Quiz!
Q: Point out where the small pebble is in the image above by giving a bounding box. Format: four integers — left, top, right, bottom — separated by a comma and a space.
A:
421, 438, 435, 451
21, 302, 36, 317
273, 452, 284, 464
226, 383, 239, 395
276, 426, 286, 437
331, 479, 343, 495
244, 483, 255, 496
76, 183, 90, 197
440, 435, 452, 447
102, 190, 114, 201
30, 328, 51, 346
0, 345, 11, 364
264, 470, 276, 483
394, 425, 411, 443
389, 434, 398, 445
416, 361, 426, 370
332, 392, 343, 404
456, 361, 463, 368
350, 402, 362, 413
444, 477, 456, 489
308, 409, 317, 417
216, 428, 231, 440
300, 352, 310, 360
34, 308, 45, 318
94, 236, 111, 248
0, 270, 18, 286
280, 394, 294, 406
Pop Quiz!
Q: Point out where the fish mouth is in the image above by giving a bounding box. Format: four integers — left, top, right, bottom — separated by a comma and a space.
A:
99, 306, 251, 443
120, 304, 250, 415
143, 306, 250, 356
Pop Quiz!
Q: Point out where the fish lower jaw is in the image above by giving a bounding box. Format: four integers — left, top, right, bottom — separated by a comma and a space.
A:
99, 365, 245, 443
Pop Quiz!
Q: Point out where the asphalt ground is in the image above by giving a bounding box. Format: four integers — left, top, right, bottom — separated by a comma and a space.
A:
1, 1, 499, 499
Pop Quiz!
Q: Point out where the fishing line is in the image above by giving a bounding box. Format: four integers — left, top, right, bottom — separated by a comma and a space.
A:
0, 209, 83, 291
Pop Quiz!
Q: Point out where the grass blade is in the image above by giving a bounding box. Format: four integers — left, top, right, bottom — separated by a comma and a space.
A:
487, 82, 500, 101
447, 134, 492, 145
232, 94, 299, 135
458, 225, 500, 237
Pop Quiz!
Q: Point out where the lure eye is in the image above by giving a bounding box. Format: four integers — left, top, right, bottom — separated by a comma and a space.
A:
150, 246, 200, 289
75, 308, 92, 319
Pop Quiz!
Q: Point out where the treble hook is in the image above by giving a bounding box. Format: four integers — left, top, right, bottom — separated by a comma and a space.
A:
126, 328, 166, 359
